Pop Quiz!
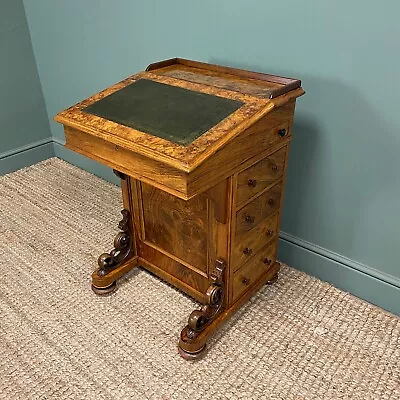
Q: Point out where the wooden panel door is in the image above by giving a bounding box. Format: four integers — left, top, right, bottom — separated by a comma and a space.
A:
138, 182, 215, 282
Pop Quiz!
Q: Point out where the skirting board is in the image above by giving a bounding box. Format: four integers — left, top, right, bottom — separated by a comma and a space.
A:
54, 137, 399, 316
53, 140, 120, 186
278, 234, 400, 316
0, 138, 54, 176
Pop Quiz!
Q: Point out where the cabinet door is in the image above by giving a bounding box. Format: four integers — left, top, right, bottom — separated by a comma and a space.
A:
139, 182, 212, 277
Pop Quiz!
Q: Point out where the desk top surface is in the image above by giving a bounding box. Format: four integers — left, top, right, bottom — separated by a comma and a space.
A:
83, 79, 244, 146
55, 58, 304, 171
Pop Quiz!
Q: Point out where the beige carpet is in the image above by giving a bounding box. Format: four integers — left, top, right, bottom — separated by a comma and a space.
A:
0, 158, 399, 400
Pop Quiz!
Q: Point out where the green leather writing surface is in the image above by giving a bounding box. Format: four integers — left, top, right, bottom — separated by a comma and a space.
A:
83, 79, 243, 145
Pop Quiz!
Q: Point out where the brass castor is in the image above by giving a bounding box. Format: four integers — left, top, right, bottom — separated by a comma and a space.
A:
178, 344, 206, 361
91, 281, 117, 296
266, 273, 279, 285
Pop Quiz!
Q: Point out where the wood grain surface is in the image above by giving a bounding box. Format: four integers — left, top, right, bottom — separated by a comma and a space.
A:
232, 241, 277, 302
236, 182, 282, 234
232, 212, 279, 272
140, 182, 209, 274
236, 146, 287, 206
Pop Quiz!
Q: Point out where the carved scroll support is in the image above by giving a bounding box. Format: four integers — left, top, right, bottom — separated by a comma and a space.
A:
178, 258, 226, 359
91, 209, 136, 295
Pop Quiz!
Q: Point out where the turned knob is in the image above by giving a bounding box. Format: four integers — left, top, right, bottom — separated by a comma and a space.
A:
243, 247, 253, 256
245, 215, 255, 223
266, 229, 273, 236
268, 198, 274, 206
242, 277, 250, 285
271, 164, 278, 172
278, 128, 287, 137
247, 179, 257, 188
263, 258, 272, 265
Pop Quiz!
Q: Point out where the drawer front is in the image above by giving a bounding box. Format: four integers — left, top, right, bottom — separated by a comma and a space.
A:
237, 146, 287, 206
232, 242, 276, 302
232, 212, 279, 271
236, 182, 282, 234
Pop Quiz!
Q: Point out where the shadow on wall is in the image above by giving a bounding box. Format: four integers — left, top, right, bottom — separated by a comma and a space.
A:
211, 57, 399, 270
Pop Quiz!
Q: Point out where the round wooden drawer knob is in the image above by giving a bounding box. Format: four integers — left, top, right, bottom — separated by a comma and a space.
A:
278, 128, 287, 137
263, 258, 272, 265
247, 179, 257, 188
266, 229, 274, 236
268, 198, 274, 206
243, 247, 253, 256
272, 164, 278, 172
242, 277, 250, 285
245, 215, 255, 223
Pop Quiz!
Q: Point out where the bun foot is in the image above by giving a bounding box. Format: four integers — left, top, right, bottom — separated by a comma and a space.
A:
91, 281, 117, 296
178, 344, 206, 360
266, 272, 279, 285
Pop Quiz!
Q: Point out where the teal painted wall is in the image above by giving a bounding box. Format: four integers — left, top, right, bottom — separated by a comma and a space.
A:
23, 0, 400, 313
0, 0, 52, 173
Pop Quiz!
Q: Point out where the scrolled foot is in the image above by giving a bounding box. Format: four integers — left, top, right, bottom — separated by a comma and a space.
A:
91, 281, 117, 296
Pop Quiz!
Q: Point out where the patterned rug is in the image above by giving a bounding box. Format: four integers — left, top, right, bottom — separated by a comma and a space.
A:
0, 158, 399, 400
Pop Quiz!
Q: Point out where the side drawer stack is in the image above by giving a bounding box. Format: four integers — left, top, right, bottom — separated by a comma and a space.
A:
231, 145, 287, 303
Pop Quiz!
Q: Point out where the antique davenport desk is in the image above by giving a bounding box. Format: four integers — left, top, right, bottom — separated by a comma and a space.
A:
55, 58, 304, 359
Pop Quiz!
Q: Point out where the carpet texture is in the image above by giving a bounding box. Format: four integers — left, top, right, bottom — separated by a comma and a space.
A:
0, 158, 399, 400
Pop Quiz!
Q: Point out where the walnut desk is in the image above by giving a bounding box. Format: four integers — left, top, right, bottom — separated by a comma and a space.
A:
55, 58, 304, 359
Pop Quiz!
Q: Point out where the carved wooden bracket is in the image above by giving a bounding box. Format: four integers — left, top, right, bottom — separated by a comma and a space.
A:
97, 209, 134, 276
182, 258, 226, 340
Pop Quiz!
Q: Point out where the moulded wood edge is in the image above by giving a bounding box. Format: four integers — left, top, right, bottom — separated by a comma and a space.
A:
54, 113, 193, 173
63, 132, 193, 201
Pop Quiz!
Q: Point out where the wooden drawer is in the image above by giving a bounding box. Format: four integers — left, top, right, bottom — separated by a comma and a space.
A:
237, 146, 287, 206
232, 212, 279, 271
232, 242, 276, 302
236, 182, 282, 234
